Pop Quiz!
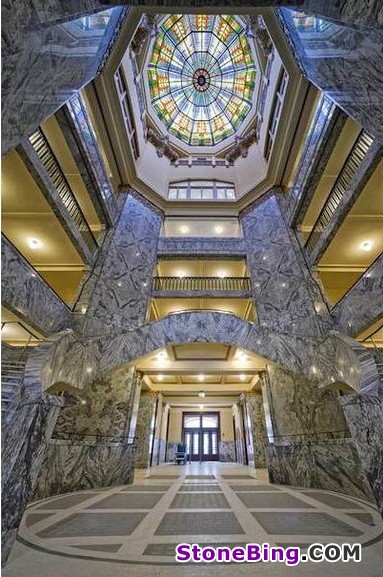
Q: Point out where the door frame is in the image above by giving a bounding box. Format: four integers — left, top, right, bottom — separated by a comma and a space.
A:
182, 411, 221, 462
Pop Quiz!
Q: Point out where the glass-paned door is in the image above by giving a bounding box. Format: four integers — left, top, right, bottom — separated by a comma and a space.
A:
182, 413, 219, 461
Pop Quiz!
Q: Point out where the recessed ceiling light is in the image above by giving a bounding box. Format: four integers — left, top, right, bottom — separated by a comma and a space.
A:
198, 374, 205, 381
217, 271, 226, 278
215, 226, 223, 234
180, 225, 189, 234
27, 237, 42, 250
199, 405, 204, 410
198, 391, 205, 397
177, 270, 186, 278
361, 240, 373, 251
239, 374, 246, 381
157, 351, 167, 360
237, 350, 246, 360
158, 374, 164, 381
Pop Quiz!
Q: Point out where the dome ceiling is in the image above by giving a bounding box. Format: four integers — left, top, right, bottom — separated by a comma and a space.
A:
147, 14, 256, 147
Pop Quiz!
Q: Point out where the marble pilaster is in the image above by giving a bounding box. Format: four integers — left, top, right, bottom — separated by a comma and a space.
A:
134, 394, 157, 469
245, 393, 268, 467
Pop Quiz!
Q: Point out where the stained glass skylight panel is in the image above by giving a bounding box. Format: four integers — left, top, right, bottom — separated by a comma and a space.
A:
148, 14, 256, 146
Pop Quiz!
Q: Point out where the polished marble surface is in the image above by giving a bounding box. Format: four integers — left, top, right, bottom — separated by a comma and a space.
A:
10, 462, 383, 573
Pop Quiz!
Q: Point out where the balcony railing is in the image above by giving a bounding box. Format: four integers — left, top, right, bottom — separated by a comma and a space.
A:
153, 276, 251, 292
305, 131, 374, 255
29, 129, 98, 254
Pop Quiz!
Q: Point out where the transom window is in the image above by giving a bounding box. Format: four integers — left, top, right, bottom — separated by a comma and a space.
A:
168, 180, 235, 200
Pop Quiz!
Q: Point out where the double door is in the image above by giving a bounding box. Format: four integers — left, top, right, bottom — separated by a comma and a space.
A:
184, 429, 219, 461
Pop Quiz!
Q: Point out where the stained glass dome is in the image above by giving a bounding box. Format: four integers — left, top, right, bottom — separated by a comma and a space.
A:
147, 15, 256, 147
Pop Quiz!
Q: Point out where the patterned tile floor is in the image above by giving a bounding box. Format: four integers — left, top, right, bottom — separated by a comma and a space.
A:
5, 463, 383, 577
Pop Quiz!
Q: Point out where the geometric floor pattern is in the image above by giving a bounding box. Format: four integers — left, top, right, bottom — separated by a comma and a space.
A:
17, 463, 383, 566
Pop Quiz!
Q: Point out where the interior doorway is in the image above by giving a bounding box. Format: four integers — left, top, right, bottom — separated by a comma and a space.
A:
182, 412, 220, 461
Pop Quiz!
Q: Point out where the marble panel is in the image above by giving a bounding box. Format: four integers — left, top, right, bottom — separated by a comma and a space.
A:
245, 394, 268, 467
267, 440, 375, 503
241, 193, 324, 331
85, 194, 162, 329
1, 235, 72, 336
157, 237, 246, 257
332, 254, 383, 339
33, 439, 135, 500
265, 364, 350, 440
134, 394, 157, 469
219, 441, 236, 462
340, 394, 383, 514
1, 394, 62, 566
2, 5, 126, 154
278, 9, 383, 142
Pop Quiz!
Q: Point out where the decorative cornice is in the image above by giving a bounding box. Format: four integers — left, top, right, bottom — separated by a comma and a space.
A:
147, 127, 179, 163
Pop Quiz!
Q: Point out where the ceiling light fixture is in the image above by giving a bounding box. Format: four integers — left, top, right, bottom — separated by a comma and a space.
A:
158, 374, 164, 381
239, 374, 246, 381
157, 351, 167, 360
180, 225, 189, 234
27, 237, 43, 250
199, 405, 204, 410
215, 226, 223, 234
198, 374, 205, 381
177, 270, 186, 278
217, 271, 226, 278
198, 391, 205, 398
361, 240, 373, 251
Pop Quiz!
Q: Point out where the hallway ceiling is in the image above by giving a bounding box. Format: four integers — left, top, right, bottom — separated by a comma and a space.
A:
134, 343, 267, 402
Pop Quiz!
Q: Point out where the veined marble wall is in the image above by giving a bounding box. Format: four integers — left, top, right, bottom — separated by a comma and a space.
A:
278, 9, 383, 142
241, 194, 319, 332
2, 4, 126, 154
85, 194, 162, 330
340, 394, 383, 515
1, 235, 72, 336
332, 254, 383, 339
265, 364, 349, 440
245, 393, 268, 468
157, 237, 246, 258
1, 394, 62, 566
219, 441, 236, 462
268, 440, 375, 502
53, 366, 135, 441
33, 440, 134, 500
134, 394, 157, 469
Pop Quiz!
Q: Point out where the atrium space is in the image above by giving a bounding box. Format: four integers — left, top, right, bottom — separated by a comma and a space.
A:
1, 3, 383, 577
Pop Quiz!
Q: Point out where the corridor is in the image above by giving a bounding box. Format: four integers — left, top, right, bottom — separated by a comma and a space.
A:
5, 463, 382, 577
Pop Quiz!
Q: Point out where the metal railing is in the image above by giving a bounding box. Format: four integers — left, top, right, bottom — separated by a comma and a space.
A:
305, 131, 374, 255
153, 276, 251, 292
29, 129, 98, 253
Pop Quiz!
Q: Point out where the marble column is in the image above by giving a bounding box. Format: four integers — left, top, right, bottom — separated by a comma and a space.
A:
1, 394, 62, 566
34, 366, 136, 499
241, 193, 321, 332
84, 193, 163, 330
134, 393, 157, 469
245, 393, 268, 468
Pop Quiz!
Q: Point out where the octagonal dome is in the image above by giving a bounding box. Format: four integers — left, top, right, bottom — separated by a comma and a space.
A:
147, 14, 256, 147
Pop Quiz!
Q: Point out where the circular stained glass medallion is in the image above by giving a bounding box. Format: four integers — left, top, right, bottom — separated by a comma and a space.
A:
147, 14, 256, 146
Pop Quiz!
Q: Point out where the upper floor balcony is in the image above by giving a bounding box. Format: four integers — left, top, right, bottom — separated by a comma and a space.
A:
152, 275, 252, 298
